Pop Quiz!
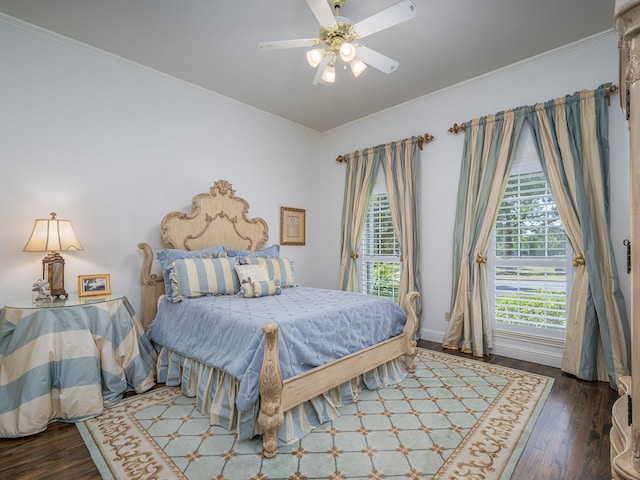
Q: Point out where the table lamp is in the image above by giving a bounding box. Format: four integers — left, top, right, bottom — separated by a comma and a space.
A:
23, 212, 83, 298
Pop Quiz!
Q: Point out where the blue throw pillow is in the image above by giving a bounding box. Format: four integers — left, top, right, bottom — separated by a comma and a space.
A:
227, 244, 280, 258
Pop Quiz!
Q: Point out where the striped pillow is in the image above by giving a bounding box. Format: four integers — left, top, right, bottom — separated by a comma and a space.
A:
238, 279, 281, 298
168, 256, 239, 302
157, 246, 226, 300
252, 280, 281, 297
257, 257, 295, 287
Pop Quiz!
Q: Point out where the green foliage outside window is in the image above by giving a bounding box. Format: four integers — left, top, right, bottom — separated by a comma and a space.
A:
495, 288, 566, 330
365, 261, 400, 299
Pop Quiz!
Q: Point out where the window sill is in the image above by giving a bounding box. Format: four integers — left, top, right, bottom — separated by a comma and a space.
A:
493, 328, 565, 349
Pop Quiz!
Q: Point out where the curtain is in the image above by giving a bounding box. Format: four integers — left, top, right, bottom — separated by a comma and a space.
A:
442, 111, 525, 356
338, 137, 422, 317
383, 138, 423, 317
525, 84, 630, 387
338, 147, 379, 292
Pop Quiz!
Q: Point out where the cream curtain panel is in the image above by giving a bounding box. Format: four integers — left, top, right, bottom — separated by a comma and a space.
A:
525, 85, 630, 387
338, 137, 422, 316
383, 139, 422, 317
338, 147, 379, 293
443, 111, 524, 356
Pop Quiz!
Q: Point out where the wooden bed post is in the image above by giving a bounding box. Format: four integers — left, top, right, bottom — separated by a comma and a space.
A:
258, 322, 284, 458
402, 291, 420, 372
137, 242, 164, 330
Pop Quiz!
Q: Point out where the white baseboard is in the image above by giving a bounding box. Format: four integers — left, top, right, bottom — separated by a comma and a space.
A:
420, 327, 563, 369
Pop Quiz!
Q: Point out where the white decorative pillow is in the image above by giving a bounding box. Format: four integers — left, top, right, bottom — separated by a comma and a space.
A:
235, 264, 269, 285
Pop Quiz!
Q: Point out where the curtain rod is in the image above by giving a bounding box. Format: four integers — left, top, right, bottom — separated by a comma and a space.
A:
447, 84, 619, 135
336, 132, 434, 163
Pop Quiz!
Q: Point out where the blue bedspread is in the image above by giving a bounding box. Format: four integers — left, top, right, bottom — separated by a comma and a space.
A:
149, 287, 407, 411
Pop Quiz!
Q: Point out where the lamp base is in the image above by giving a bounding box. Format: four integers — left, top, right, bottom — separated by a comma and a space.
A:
42, 252, 67, 298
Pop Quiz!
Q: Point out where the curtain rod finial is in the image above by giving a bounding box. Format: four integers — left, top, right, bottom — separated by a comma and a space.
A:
606, 85, 618, 106
417, 133, 434, 150
336, 155, 346, 163
448, 123, 466, 134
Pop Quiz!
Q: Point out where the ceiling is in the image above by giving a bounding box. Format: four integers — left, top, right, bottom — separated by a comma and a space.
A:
0, 0, 615, 132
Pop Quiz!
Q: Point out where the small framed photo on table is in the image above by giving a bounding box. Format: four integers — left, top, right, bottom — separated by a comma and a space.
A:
78, 274, 112, 297
280, 207, 305, 246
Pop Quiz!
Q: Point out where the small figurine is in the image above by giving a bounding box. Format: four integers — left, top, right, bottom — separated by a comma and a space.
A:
32, 279, 53, 304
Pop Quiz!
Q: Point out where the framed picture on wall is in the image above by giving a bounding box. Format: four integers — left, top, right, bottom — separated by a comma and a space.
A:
78, 274, 112, 297
280, 207, 305, 246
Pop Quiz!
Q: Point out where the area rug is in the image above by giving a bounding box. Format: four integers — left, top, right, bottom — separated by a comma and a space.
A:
77, 349, 553, 480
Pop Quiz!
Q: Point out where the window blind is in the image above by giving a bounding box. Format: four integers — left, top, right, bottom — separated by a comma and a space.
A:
493, 170, 568, 331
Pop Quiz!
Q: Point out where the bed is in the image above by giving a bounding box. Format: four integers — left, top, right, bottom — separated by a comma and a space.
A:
138, 179, 419, 457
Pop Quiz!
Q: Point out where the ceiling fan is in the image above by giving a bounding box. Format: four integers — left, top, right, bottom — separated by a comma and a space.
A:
258, 0, 416, 85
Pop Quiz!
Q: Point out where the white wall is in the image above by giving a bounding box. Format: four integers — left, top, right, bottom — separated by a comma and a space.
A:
0, 18, 325, 315
319, 31, 631, 366
1, 18, 631, 368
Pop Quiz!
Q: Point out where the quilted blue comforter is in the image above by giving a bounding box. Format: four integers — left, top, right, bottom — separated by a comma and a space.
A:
149, 287, 407, 411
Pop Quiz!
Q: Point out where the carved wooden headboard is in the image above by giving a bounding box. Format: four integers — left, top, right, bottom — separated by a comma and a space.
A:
138, 179, 269, 328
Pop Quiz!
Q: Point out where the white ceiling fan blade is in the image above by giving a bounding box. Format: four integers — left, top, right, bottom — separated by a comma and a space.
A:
351, 0, 416, 39
312, 55, 331, 85
258, 38, 320, 50
305, 0, 338, 27
355, 45, 399, 74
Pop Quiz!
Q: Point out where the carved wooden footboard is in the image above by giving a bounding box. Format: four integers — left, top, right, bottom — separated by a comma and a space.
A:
257, 291, 420, 457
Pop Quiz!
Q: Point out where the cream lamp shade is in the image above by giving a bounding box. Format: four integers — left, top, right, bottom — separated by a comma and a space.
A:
23, 212, 83, 298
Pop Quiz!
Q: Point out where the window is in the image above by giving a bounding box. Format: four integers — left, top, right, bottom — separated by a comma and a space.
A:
488, 160, 572, 336
360, 190, 401, 299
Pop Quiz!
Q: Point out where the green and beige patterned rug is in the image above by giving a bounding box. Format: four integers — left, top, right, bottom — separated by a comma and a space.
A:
77, 349, 553, 480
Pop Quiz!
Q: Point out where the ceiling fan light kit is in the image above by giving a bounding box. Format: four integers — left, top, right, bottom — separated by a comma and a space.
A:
258, 0, 416, 85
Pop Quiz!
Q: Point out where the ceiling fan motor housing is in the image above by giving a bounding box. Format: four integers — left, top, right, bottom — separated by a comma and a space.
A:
319, 21, 355, 54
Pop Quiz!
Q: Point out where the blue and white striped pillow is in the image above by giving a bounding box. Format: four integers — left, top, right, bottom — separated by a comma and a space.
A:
168, 256, 239, 302
238, 279, 281, 298
252, 279, 281, 297
157, 245, 226, 300
257, 257, 295, 287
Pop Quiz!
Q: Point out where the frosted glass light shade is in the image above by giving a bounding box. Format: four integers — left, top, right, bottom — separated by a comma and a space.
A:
339, 42, 356, 62
306, 49, 324, 68
350, 59, 367, 77
322, 63, 336, 83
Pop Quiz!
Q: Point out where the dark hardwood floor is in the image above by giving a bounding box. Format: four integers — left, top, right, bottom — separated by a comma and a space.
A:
418, 341, 619, 480
0, 340, 619, 479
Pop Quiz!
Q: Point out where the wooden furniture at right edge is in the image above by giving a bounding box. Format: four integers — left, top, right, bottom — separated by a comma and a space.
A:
613, 2, 640, 478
